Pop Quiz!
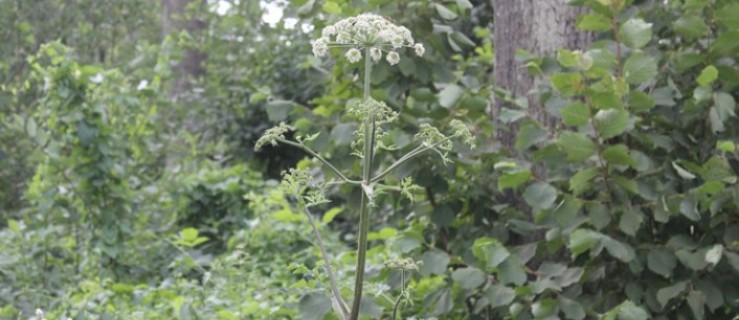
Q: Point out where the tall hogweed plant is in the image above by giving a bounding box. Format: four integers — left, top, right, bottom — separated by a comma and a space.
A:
256, 13, 474, 320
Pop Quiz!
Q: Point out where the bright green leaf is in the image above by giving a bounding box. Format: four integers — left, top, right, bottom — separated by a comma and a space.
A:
624, 52, 657, 84
523, 182, 558, 210
619, 19, 652, 48
696, 65, 718, 87
561, 102, 590, 126
594, 109, 630, 139
559, 132, 597, 161
452, 267, 487, 289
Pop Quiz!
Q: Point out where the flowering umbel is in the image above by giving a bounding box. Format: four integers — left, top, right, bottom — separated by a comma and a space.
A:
311, 13, 424, 64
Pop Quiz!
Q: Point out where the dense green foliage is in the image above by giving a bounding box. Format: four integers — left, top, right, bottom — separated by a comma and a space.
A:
0, 0, 737, 319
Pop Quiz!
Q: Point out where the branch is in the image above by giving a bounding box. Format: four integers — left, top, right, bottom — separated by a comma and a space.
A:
304, 207, 350, 319
371, 136, 457, 184
277, 138, 362, 185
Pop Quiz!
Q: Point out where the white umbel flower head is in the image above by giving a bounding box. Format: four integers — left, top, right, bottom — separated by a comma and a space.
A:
312, 13, 423, 65
414, 43, 425, 57
370, 47, 382, 62
386, 51, 400, 65
346, 48, 362, 64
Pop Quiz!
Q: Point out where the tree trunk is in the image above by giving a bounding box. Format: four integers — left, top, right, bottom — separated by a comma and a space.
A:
491, 0, 593, 151
161, 0, 206, 100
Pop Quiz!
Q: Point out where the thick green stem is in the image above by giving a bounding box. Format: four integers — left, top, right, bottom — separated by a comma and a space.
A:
350, 48, 375, 320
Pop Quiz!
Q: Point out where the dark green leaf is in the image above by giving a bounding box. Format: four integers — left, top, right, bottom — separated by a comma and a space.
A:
452, 267, 487, 289
498, 170, 533, 190
420, 249, 450, 276
656, 281, 688, 308
299, 293, 332, 320
485, 285, 516, 309
523, 182, 558, 210
673, 15, 709, 39
647, 249, 676, 278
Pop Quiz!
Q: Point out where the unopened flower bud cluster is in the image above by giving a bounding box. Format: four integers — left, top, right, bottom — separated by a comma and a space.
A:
311, 13, 424, 65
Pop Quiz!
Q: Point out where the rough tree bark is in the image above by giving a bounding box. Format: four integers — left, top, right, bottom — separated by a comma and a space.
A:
491, 0, 594, 151
161, 0, 207, 100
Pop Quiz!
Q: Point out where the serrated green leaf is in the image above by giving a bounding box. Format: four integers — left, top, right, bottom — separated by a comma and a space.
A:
438, 84, 464, 108
618, 300, 649, 320
322, 1, 341, 14
551, 72, 583, 96
647, 249, 677, 278
577, 13, 612, 31
568, 229, 602, 258
603, 237, 635, 262
657, 281, 688, 308
715, 3, 739, 29
619, 19, 652, 48
515, 123, 547, 150
696, 65, 718, 87
559, 132, 597, 161
485, 285, 516, 309
570, 168, 599, 196
561, 102, 590, 126
559, 296, 586, 320
628, 90, 655, 112
299, 293, 332, 320
673, 15, 709, 39
498, 170, 532, 190
619, 210, 643, 236
452, 267, 487, 289
435, 3, 458, 20
420, 249, 450, 276
603, 144, 635, 166
523, 182, 557, 210
624, 52, 657, 84
594, 109, 630, 139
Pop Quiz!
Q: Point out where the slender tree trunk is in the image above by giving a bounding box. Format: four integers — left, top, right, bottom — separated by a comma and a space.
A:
491, 0, 593, 151
161, 0, 206, 100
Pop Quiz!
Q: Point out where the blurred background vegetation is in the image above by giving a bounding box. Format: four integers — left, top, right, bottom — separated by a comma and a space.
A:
0, 0, 737, 319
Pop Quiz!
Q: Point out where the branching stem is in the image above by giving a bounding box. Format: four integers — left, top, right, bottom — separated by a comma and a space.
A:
276, 138, 362, 185
303, 207, 349, 319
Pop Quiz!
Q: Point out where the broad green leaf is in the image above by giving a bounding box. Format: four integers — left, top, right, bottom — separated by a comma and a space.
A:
498, 170, 532, 190
570, 168, 599, 196
181, 228, 199, 241
628, 90, 655, 112
420, 249, 450, 276
647, 249, 677, 278
594, 109, 629, 139
715, 3, 739, 29
435, 3, 458, 20
523, 182, 557, 210
619, 19, 652, 48
472, 237, 510, 268
603, 237, 635, 263
725, 251, 739, 272
701, 156, 733, 182
559, 132, 597, 161
717, 140, 736, 152
623, 52, 657, 84
679, 194, 700, 221
672, 161, 697, 180
485, 285, 516, 309
367, 227, 397, 241
299, 293, 332, 320
559, 296, 586, 320
617, 300, 649, 320
696, 65, 718, 87
431, 204, 455, 227
322, 207, 343, 224
551, 72, 583, 96
656, 281, 688, 308
714, 92, 736, 119
330, 123, 356, 145
602, 144, 635, 166
7, 219, 20, 234
568, 229, 602, 258
266, 100, 294, 121
577, 13, 612, 31
676, 249, 709, 270
673, 15, 709, 39
704, 244, 723, 266
695, 280, 724, 312
619, 210, 643, 236
438, 84, 464, 108
531, 299, 558, 318
515, 123, 547, 150
452, 267, 487, 289
557, 48, 579, 67
687, 290, 706, 320
322, 1, 341, 14
498, 257, 527, 285
561, 102, 590, 126
589, 204, 611, 230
